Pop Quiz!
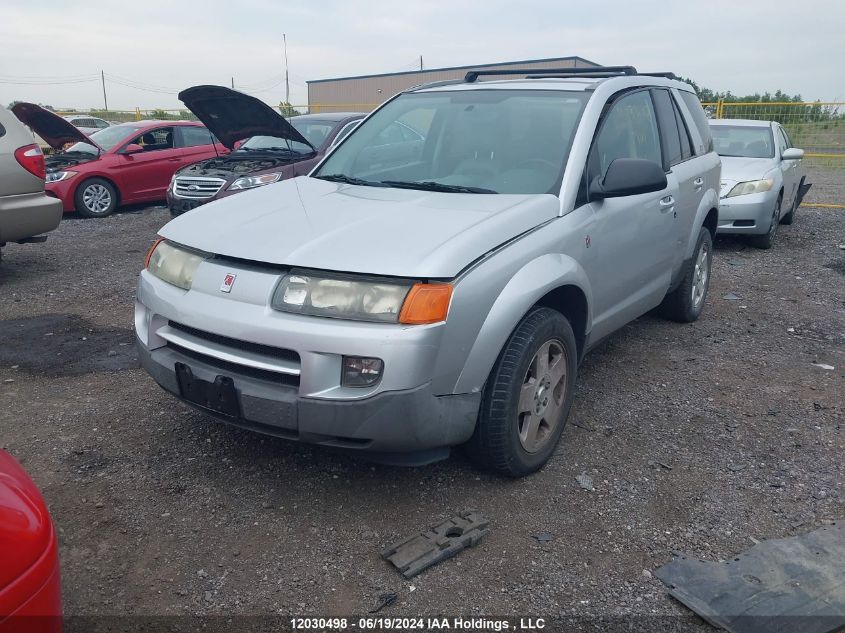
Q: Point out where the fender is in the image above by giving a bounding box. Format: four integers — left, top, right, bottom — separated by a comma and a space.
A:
452, 253, 592, 394
684, 186, 719, 260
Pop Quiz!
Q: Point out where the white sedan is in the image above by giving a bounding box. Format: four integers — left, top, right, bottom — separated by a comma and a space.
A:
710, 119, 810, 249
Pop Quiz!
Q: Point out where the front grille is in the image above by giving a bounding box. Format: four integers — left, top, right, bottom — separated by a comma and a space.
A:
172, 176, 226, 199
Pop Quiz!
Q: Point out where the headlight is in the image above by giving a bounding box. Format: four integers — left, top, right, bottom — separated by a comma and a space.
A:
45, 170, 77, 183
145, 239, 209, 290
726, 179, 774, 198
271, 270, 453, 324
228, 173, 282, 191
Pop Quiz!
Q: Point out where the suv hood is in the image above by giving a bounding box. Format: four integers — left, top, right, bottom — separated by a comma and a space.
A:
178, 85, 315, 151
11, 102, 101, 150
161, 176, 559, 278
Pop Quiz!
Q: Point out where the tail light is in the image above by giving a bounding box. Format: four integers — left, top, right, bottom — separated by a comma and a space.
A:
14, 144, 46, 180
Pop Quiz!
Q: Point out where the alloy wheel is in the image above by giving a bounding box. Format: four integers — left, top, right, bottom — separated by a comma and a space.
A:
82, 184, 112, 214
516, 339, 568, 453
691, 240, 709, 309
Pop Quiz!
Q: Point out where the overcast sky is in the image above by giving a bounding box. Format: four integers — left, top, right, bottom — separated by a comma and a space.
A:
2, 0, 843, 111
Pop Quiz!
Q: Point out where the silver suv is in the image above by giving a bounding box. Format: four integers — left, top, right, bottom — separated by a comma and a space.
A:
135, 66, 720, 476
0, 106, 63, 260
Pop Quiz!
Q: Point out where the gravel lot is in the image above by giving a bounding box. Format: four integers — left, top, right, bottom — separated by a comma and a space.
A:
1, 166, 843, 630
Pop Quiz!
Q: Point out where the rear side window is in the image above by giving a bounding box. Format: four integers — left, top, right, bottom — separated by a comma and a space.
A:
652, 89, 682, 167
180, 126, 214, 147
672, 97, 693, 161
678, 90, 713, 154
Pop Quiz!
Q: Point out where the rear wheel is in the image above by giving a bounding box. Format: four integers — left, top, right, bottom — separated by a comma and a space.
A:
467, 307, 578, 477
74, 178, 118, 218
659, 226, 712, 323
749, 194, 782, 249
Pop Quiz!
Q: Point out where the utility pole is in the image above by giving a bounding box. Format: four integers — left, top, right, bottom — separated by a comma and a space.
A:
420, 55, 423, 71
101, 70, 108, 112
283, 34, 290, 105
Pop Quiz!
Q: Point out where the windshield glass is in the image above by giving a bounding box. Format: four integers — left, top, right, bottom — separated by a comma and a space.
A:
313, 90, 589, 195
65, 124, 141, 154
711, 125, 774, 158
239, 121, 325, 154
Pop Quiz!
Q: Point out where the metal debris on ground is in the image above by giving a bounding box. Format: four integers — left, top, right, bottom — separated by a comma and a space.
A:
381, 511, 490, 579
531, 532, 554, 543
722, 292, 742, 301
811, 363, 835, 370
648, 459, 672, 471
368, 591, 397, 613
655, 523, 845, 633
576, 472, 594, 491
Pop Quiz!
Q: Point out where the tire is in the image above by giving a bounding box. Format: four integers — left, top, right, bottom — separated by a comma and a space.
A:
749, 194, 782, 249
467, 307, 578, 477
659, 226, 713, 323
74, 178, 118, 218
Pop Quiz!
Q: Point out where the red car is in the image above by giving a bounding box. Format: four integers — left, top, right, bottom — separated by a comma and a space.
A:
11, 103, 227, 218
0, 450, 61, 633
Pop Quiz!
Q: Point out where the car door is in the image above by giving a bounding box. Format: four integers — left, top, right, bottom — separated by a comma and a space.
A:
579, 89, 679, 341
176, 125, 226, 167
651, 88, 702, 273
115, 126, 184, 200
775, 124, 800, 210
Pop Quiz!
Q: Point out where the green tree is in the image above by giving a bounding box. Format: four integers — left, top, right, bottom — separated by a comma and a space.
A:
278, 102, 299, 117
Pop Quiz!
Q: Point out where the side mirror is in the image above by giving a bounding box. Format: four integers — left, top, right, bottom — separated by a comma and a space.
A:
122, 143, 144, 155
589, 158, 667, 200
781, 147, 804, 161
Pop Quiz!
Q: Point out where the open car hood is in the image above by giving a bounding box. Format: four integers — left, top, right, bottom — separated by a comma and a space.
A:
11, 102, 101, 150
178, 85, 315, 151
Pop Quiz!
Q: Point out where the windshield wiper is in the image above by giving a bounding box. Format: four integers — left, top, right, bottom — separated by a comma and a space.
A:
381, 180, 498, 194
315, 174, 387, 187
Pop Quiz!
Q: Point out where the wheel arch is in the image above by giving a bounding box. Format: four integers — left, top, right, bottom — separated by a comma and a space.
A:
685, 187, 719, 258
451, 253, 593, 395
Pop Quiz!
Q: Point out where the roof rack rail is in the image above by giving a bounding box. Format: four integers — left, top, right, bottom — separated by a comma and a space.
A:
640, 72, 678, 79
464, 66, 638, 82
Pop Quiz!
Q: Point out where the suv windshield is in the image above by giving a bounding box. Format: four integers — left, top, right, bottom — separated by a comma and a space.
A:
711, 125, 774, 158
65, 124, 141, 154
314, 90, 589, 195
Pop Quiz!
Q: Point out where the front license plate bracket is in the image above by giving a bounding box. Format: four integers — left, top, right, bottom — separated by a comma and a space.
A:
175, 362, 240, 417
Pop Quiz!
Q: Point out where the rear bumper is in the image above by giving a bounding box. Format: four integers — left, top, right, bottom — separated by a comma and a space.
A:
716, 192, 776, 235
137, 335, 479, 458
0, 192, 62, 244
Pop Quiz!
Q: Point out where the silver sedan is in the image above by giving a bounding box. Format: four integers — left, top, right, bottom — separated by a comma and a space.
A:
710, 119, 810, 249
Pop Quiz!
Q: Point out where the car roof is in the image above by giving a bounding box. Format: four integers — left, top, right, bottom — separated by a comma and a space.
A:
294, 112, 365, 122
112, 120, 204, 130
412, 75, 693, 95
709, 119, 774, 127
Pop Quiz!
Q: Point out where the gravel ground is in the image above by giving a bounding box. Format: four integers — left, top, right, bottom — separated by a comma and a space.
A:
1, 166, 843, 631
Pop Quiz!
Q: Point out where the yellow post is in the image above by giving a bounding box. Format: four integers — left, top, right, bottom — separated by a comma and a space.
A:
135, 107, 142, 121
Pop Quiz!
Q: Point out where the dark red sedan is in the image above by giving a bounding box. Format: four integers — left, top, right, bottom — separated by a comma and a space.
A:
11, 103, 227, 218
0, 450, 61, 633
166, 85, 364, 216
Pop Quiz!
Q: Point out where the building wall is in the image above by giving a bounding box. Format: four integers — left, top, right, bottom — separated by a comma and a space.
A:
307, 56, 598, 113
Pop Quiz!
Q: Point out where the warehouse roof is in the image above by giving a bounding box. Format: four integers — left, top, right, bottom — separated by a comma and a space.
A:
307, 55, 599, 84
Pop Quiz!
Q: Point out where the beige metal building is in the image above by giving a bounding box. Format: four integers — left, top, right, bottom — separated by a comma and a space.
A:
307, 56, 598, 113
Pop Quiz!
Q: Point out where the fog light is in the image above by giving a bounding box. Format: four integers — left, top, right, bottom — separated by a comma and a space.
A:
342, 356, 384, 387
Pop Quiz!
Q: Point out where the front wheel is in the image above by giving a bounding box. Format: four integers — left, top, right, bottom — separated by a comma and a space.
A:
659, 226, 713, 323
467, 307, 578, 477
74, 178, 118, 218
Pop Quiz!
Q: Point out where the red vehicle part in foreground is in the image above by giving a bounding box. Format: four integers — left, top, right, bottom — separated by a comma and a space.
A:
0, 450, 61, 633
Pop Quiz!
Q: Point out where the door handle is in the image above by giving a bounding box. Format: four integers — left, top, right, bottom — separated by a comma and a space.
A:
659, 196, 675, 207
693, 177, 704, 189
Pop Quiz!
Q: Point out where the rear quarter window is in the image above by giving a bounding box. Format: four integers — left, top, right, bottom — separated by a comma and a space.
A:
678, 90, 714, 155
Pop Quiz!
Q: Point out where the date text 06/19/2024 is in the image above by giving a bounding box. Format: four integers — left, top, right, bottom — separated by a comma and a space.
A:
290, 617, 547, 630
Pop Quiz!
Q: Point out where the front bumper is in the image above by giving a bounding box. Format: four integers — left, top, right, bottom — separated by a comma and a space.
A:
135, 268, 479, 457
137, 338, 478, 458
716, 191, 777, 235
166, 189, 211, 216
0, 192, 62, 243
